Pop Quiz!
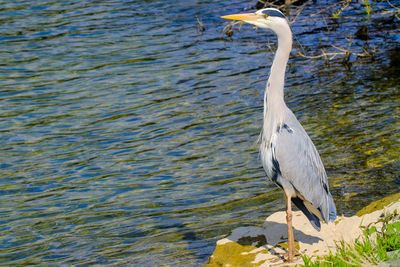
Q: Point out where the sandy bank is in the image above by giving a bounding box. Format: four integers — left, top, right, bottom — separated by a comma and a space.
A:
207, 193, 400, 266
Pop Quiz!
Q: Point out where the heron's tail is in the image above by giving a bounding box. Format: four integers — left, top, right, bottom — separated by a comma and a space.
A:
328, 195, 337, 222
292, 193, 336, 232
291, 197, 321, 231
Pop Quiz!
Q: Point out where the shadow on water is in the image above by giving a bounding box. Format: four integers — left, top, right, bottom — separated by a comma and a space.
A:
0, 0, 399, 265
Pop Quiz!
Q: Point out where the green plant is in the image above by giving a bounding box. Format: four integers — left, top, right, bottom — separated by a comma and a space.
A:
361, 0, 377, 22
332, 0, 351, 19
301, 210, 400, 266
332, 0, 376, 20
363, 209, 400, 260
362, 0, 372, 16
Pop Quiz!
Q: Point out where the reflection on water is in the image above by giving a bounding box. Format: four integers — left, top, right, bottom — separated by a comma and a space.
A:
0, 0, 398, 265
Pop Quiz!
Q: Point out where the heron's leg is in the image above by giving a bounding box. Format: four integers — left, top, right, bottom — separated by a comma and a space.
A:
285, 193, 295, 262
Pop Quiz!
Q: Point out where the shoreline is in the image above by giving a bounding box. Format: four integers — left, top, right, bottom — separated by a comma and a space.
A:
206, 193, 400, 266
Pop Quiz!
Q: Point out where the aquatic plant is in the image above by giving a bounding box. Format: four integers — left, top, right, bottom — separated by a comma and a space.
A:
332, 0, 351, 19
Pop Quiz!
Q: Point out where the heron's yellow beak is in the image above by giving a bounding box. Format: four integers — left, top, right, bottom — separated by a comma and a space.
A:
221, 13, 260, 22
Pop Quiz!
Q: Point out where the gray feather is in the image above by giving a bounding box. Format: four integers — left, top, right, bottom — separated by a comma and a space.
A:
261, 107, 336, 226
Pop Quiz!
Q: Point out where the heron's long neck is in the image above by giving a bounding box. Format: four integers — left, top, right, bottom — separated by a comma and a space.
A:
264, 26, 292, 119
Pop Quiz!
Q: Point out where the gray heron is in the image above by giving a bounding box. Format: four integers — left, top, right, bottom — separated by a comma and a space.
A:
222, 8, 337, 262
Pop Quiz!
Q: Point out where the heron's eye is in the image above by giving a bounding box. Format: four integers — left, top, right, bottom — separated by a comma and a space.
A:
263, 14, 268, 19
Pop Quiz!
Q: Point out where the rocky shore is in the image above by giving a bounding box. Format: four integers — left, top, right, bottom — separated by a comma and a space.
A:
206, 193, 400, 266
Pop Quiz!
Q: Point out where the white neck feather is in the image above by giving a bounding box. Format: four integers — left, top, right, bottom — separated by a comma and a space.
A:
263, 21, 292, 122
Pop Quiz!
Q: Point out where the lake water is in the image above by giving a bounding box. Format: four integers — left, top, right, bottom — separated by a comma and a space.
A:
0, 0, 399, 265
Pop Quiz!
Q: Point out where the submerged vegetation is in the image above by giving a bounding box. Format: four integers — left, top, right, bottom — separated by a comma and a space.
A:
222, 0, 399, 66
301, 210, 400, 266
332, 0, 352, 19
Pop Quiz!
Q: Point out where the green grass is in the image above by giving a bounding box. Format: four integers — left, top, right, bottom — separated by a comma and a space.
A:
300, 210, 400, 267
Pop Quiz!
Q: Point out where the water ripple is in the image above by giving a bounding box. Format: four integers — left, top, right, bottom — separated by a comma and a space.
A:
0, 0, 399, 265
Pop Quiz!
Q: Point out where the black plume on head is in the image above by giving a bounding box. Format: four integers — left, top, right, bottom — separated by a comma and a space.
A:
261, 9, 286, 19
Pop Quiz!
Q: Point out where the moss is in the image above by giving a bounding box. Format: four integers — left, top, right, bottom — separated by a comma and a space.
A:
205, 240, 259, 267
356, 192, 400, 217
206, 235, 268, 267
238, 235, 267, 247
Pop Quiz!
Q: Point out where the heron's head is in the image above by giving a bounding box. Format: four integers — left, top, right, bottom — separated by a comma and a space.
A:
221, 8, 288, 33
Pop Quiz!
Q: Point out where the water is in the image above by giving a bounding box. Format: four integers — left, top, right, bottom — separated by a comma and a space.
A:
0, 0, 399, 265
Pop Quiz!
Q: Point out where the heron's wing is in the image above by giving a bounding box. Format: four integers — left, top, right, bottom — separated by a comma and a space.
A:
274, 112, 336, 224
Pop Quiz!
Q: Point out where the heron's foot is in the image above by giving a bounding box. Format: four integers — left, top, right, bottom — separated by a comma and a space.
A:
276, 241, 300, 253
276, 241, 300, 262
284, 249, 300, 256
284, 250, 300, 263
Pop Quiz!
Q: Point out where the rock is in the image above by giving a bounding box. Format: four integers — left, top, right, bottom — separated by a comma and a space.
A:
357, 192, 400, 216
378, 256, 400, 267
206, 197, 400, 266
355, 25, 369, 40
